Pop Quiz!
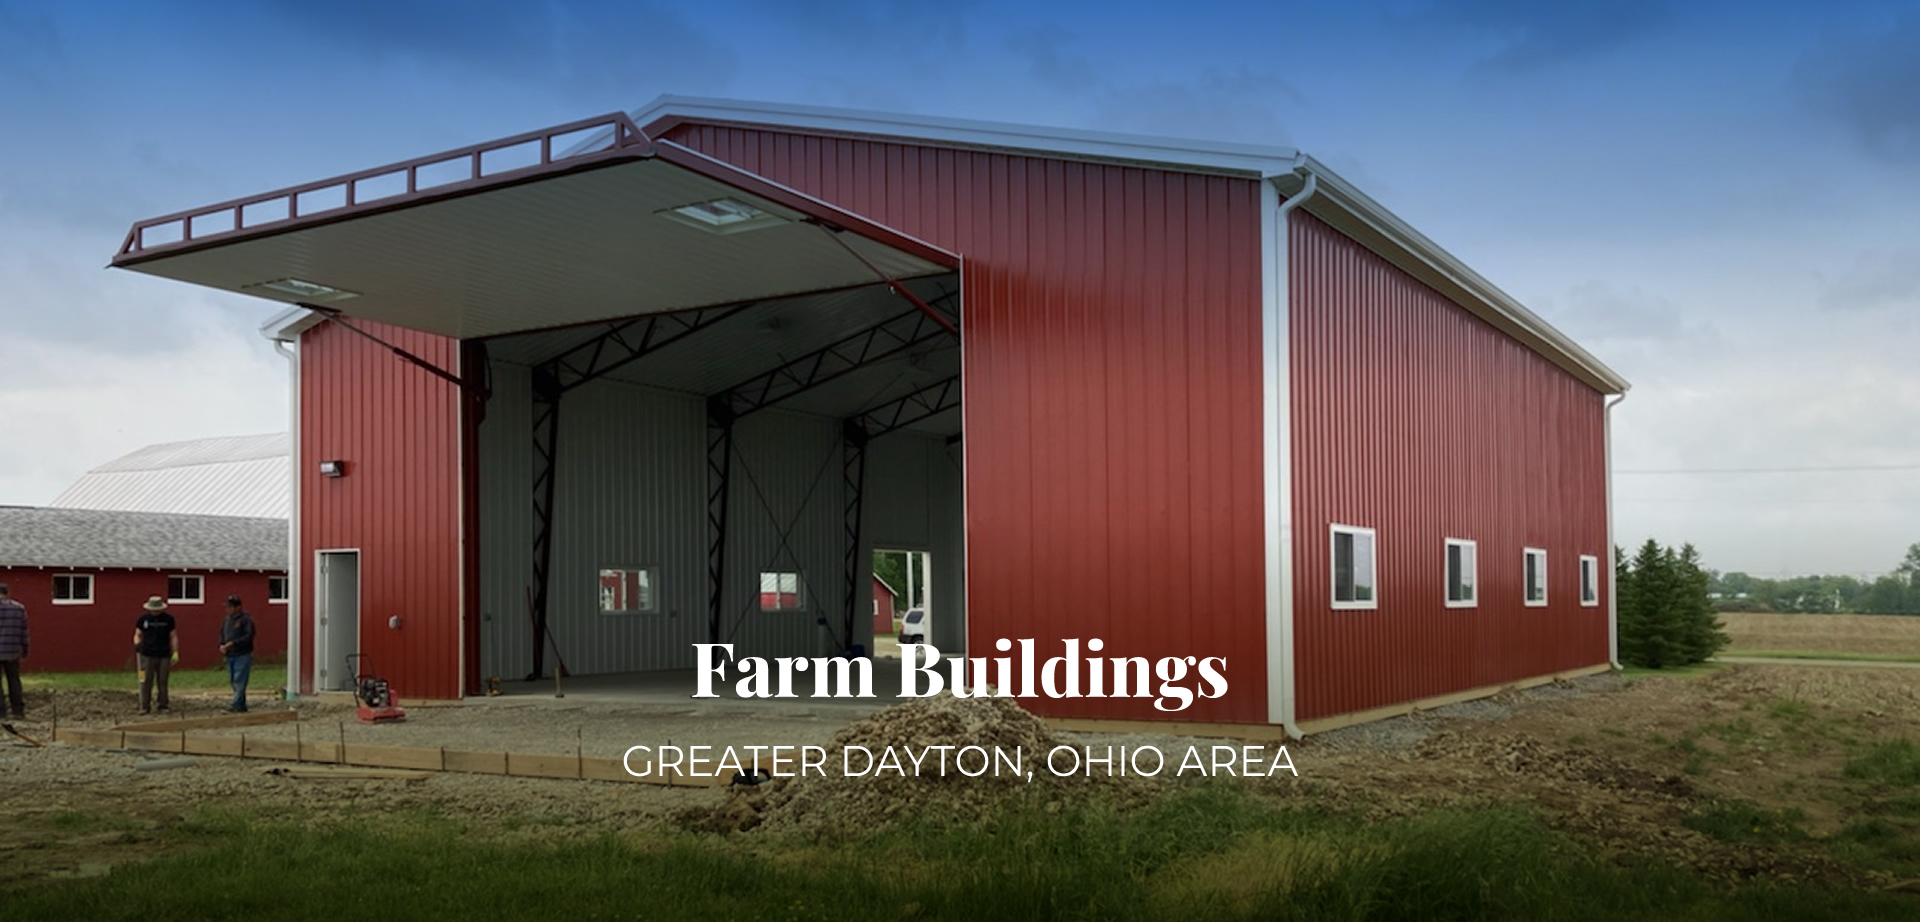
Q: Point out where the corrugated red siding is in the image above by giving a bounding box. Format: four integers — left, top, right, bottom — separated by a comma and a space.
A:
0, 568, 287, 673
872, 576, 897, 634
299, 320, 463, 699
668, 126, 1269, 722
1290, 211, 1609, 721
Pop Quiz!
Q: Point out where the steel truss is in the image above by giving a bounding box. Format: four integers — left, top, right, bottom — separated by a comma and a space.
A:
834, 376, 962, 651
523, 305, 745, 680
704, 290, 960, 651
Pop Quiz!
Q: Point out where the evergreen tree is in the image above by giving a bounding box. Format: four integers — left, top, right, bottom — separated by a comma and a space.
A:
1615, 539, 1725, 668
1676, 543, 1729, 662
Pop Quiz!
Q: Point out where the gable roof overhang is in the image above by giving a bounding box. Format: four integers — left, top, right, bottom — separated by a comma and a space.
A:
114, 113, 958, 341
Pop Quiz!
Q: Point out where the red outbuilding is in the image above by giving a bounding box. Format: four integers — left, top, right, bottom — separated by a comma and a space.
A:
112, 97, 1627, 732
872, 573, 901, 635
0, 507, 288, 672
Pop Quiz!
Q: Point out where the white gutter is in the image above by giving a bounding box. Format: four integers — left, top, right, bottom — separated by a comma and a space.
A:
1605, 391, 1628, 668
1264, 164, 1317, 738
261, 310, 311, 699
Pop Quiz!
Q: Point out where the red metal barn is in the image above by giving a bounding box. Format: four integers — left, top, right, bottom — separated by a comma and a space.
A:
872, 574, 900, 635
111, 98, 1625, 732
0, 508, 289, 672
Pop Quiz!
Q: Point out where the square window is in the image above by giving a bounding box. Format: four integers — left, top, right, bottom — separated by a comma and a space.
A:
53, 573, 94, 605
1445, 539, 1477, 608
268, 576, 290, 604
1523, 548, 1548, 607
1331, 525, 1377, 610
759, 571, 805, 612
167, 575, 204, 605
1580, 555, 1600, 607
598, 567, 660, 614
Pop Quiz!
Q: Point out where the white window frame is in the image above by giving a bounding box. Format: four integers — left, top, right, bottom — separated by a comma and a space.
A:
1444, 539, 1477, 609
52, 573, 94, 605
1330, 524, 1378, 610
167, 574, 204, 605
268, 575, 290, 604
598, 567, 661, 615
759, 571, 806, 613
1579, 555, 1600, 607
1523, 548, 1548, 607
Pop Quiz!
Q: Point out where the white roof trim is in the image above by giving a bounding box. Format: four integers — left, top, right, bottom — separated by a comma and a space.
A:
259, 306, 324, 343
593, 96, 1627, 394
1272, 159, 1628, 395
630, 95, 1304, 178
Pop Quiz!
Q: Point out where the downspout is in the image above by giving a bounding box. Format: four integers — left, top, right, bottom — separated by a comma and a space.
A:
268, 335, 302, 699
1265, 166, 1318, 739
1605, 391, 1627, 669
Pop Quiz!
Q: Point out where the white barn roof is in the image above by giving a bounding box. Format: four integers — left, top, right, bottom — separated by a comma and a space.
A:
52, 433, 290, 520
0, 506, 286, 571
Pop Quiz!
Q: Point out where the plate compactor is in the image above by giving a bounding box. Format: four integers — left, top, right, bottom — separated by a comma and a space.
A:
347, 654, 407, 723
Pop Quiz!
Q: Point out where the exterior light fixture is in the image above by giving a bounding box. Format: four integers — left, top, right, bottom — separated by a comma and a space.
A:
244, 278, 359, 302
318, 460, 347, 478
656, 197, 786, 235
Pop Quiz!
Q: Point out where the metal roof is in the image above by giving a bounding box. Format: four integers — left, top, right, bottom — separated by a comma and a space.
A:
122, 99, 1624, 395
0, 506, 287, 571
52, 433, 290, 519
628, 96, 1628, 395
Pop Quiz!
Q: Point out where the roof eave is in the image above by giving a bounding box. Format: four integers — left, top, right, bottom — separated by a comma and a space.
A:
1271, 158, 1629, 396
628, 94, 1304, 178
260, 306, 324, 343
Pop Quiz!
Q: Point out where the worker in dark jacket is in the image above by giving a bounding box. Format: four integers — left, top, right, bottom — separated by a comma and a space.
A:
0, 583, 28, 719
218, 594, 256, 713
133, 596, 179, 714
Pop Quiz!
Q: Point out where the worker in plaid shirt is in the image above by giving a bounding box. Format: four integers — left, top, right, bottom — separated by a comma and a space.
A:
0, 583, 29, 719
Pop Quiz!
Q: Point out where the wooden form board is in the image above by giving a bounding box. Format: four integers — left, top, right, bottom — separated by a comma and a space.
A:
51, 727, 734, 788
112, 710, 300, 733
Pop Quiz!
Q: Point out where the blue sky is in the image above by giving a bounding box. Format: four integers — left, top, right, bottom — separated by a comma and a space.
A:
1, 0, 1916, 577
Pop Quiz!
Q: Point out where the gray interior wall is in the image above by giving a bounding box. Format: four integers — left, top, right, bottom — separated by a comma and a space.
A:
863, 433, 968, 652
479, 361, 965, 676
476, 363, 533, 682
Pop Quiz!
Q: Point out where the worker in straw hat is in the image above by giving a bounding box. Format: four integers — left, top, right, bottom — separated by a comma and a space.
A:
133, 595, 179, 715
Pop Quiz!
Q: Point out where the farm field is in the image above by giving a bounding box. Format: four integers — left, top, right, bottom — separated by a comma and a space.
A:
1719, 612, 1920, 658
3, 662, 1920, 917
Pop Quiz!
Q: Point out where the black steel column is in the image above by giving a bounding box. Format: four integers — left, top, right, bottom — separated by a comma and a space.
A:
527, 363, 562, 680
840, 420, 871, 654
706, 398, 736, 645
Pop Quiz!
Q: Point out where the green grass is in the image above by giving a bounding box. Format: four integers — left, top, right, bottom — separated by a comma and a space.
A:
9, 787, 1918, 922
1828, 818, 1920, 877
1844, 739, 1920, 787
1719, 650, 1920, 664
23, 666, 287, 692
1769, 698, 1814, 725
1683, 801, 1810, 845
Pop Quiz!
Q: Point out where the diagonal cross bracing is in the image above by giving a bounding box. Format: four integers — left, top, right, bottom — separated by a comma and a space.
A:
851, 376, 962, 440
545, 305, 750, 395
710, 289, 959, 422
524, 305, 746, 679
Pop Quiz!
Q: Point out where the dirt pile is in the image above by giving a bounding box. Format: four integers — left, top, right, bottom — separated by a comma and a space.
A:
685, 695, 1149, 838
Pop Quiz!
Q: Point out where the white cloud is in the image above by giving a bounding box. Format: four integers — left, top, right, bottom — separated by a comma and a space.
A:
0, 312, 288, 506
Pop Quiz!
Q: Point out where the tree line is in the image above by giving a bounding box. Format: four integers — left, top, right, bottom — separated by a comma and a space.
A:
1707, 543, 1920, 615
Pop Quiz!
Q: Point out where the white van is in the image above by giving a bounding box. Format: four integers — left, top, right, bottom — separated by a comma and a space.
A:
898, 607, 929, 645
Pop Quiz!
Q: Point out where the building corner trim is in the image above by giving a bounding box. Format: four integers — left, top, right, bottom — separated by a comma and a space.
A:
1264, 166, 1316, 737
1605, 392, 1627, 669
